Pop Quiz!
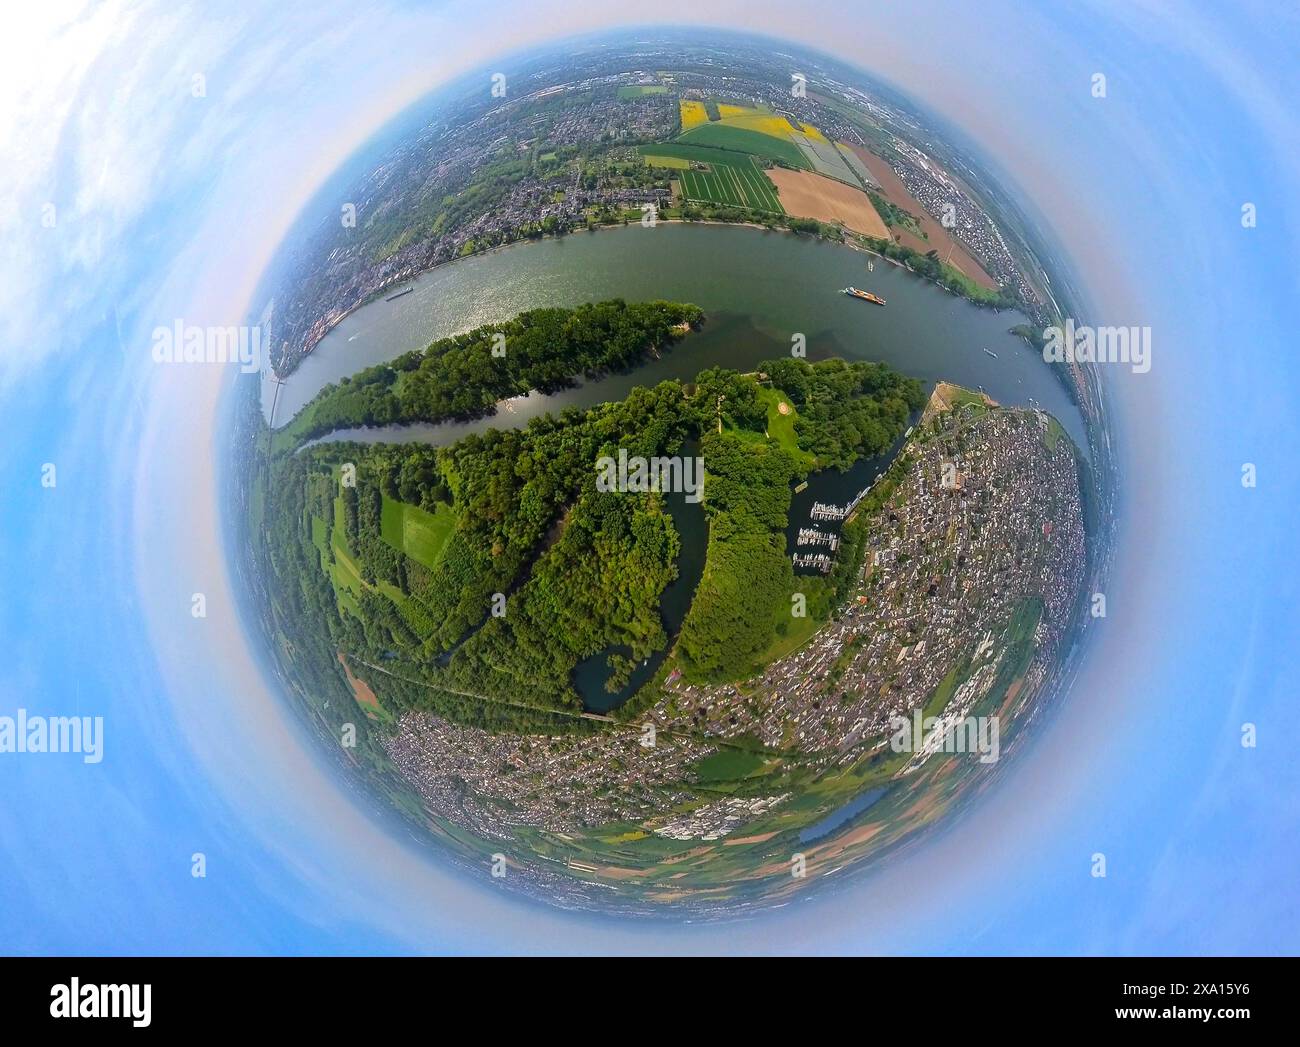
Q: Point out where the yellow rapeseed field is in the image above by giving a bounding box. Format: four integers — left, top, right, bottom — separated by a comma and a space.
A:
711, 103, 800, 140
676, 99, 833, 158
679, 99, 709, 130
730, 114, 798, 138
717, 103, 752, 119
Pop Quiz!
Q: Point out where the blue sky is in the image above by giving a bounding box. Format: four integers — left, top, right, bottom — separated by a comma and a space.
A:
0, 0, 1296, 954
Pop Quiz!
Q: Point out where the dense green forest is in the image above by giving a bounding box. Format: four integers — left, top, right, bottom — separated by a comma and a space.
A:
674, 358, 924, 682
259, 341, 922, 731
276, 299, 703, 447
673, 430, 800, 681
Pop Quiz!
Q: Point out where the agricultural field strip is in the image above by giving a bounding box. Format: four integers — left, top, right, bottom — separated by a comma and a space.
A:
677, 155, 783, 212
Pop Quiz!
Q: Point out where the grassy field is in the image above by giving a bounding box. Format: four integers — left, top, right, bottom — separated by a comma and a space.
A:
330, 498, 365, 590
717, 102, 764, 120
941, 262, 1005, 304
315, 498, 362, 618
713, 104, 799, 139
979, 598, 1043, 716
691, 748, 768, 783
1044, 415, 1065, 451
379, 494, 454, 570
313, 489, 443, 633
755, 589, 825, 666
790, 130, 861, 184
378, 578, 435, 635
310, 470, 446, 629
309, 513, 329, 566
641, 152, 691, 169
639, 142, 758, 167
923, 663, 961, 720
666, 101, 821, 172
720, 384, 811, 465
759, 386, 803, 457
946, 385, 990, 410
618, 84, 667, 99
271, 409, 314, 454
676, 122, 811, 169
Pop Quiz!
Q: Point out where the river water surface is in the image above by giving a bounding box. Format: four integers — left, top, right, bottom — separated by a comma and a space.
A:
265, 223, 1084, 447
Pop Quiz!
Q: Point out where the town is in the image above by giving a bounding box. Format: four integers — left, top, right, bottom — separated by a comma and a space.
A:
655, 394, 1085, 765
267, 44, 1054, 377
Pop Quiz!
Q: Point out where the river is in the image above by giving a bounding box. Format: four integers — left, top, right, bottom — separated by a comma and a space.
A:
264, 223, 1085, 450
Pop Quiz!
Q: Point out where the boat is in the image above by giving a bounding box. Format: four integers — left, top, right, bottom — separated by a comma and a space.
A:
385, 286, 415, 302
843, 286, 886, 306
982, 347, 998, 358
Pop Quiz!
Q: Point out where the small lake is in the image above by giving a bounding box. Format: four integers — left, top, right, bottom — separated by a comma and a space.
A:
800, 785, 891, 844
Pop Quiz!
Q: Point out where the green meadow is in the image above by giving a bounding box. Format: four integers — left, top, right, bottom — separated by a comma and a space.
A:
379, 494, 454, 570
691, 748, 768, 783
676, 122, 811, 170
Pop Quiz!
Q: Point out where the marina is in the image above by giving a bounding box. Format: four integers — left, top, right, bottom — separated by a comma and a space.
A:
792, 552, 834, 573
810, 501, 848, 522
797, 527, 839, 549
791, 463, 895, 573
810, 479, 877, 524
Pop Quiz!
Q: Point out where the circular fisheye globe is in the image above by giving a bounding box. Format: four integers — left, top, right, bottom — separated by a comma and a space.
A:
234, 28, 1108, 917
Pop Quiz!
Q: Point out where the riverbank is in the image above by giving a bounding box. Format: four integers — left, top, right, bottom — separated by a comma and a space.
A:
273, 212, 1017, 383
924, 380, 998, 421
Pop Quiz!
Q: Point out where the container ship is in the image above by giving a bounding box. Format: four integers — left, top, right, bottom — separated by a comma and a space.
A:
842, 286, 886, 306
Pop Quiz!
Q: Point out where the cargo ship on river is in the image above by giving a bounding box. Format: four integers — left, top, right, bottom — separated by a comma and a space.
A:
843, 286, 886, 306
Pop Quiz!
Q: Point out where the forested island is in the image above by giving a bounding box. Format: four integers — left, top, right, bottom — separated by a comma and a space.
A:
275, 299, 704, 447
